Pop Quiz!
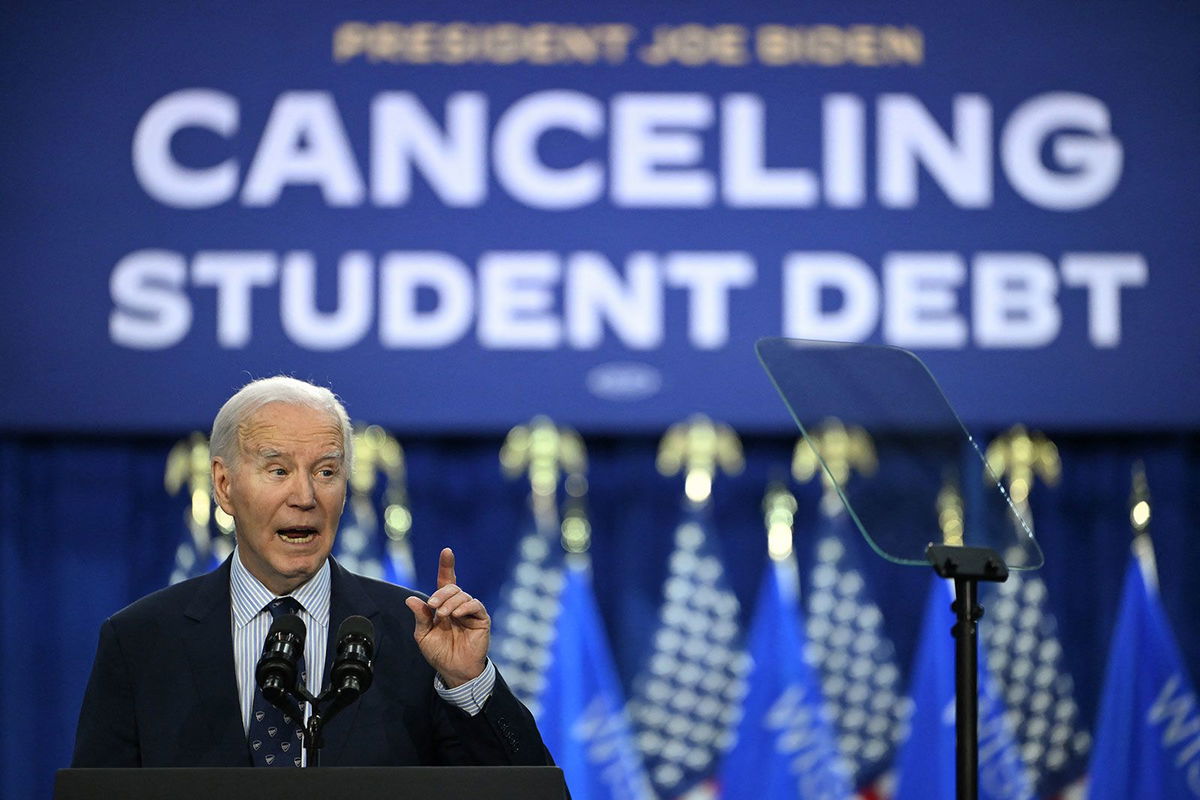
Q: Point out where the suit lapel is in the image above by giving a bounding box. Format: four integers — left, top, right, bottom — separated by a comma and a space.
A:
181, 558, 250, 765
321, 558, 383, 764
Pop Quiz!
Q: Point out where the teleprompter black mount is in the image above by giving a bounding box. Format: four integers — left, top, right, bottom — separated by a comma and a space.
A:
925, 544, 1010, 800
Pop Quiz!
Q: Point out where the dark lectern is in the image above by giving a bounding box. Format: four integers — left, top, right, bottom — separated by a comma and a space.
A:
55, 766, 567, 800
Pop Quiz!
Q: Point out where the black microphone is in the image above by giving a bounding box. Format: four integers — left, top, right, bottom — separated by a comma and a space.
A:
255, 613, 307, 705
330, 615, 375, 704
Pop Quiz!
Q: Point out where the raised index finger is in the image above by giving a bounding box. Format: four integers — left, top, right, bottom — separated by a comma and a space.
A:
436, 547, 456, 590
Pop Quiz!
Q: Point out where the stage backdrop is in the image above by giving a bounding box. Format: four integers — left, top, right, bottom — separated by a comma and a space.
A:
3, 1, 1198, 434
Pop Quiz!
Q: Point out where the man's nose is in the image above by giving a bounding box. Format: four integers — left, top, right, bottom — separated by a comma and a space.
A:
288, 474, 317, 508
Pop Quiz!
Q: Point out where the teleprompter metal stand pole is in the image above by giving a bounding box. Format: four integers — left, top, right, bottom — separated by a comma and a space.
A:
925, 544, 1009, 800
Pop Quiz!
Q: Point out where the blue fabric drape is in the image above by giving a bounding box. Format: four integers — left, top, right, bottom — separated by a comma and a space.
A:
2, 434, 1198, 798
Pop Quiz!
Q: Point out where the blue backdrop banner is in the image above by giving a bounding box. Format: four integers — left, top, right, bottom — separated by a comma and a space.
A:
3, 2, 1198, 433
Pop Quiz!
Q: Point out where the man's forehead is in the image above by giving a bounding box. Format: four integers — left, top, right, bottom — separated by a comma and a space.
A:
237, 404, 344, 453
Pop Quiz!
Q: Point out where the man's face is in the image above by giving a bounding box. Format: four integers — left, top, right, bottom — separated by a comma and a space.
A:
212, 402, 346, 595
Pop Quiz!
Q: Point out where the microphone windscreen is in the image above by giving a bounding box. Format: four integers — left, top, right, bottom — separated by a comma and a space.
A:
268, 611, 307, 646
335, 615, 374, 646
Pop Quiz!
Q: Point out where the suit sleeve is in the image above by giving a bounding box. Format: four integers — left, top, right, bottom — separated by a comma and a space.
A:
433, 669, 556, 767
72, 618, 141, 767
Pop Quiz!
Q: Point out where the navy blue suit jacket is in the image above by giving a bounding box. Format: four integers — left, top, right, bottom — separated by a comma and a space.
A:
72, 557, 551, 768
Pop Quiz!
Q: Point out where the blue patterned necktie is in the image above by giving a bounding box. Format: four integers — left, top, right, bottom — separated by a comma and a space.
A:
249, 597, 307, 767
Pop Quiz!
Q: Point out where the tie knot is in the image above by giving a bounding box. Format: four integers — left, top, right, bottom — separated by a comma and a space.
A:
267, 596, 303, 619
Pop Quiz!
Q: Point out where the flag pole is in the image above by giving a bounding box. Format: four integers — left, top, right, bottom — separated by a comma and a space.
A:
1128, 459, 1157, 590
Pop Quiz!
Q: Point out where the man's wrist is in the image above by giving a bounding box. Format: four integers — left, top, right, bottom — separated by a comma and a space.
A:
438, 658, 488, 689
434, 659, 496, 716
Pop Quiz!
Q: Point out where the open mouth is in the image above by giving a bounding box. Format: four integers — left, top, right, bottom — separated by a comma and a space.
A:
277, 527, 318, 544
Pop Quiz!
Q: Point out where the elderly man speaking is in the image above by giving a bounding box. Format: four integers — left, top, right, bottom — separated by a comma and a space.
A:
72, 376, 552, 768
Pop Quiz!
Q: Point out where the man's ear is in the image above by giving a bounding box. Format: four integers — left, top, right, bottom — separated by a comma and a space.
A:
212, 457, 236, 515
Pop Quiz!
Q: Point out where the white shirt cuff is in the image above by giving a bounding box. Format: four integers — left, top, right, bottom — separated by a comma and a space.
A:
434, 659, 496, 716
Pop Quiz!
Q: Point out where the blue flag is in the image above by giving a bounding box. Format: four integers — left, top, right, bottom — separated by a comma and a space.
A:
804, 507, 910, 790
333, 491, 418, 586
334, 425, 417, 587
334, 494, 390, 581
1088, 555, 1200, 800
981, 570, 1089, 795
893, 576, 1032, 800
719, 555, 853, 799
490, 523, 565, 713
167, 516, 221, 585
627, 505, 750, 797
539, 556, 655, 800
383, 535, 416, 587
165, 436, 225, 585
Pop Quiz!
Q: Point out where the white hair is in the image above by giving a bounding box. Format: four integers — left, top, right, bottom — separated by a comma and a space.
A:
210, 376, 354, 473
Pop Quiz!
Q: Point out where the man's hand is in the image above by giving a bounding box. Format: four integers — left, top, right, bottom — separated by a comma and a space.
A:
404, 548, 490, 688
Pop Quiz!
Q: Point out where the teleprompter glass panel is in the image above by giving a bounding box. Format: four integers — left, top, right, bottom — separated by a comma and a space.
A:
756, 337, 1042, 570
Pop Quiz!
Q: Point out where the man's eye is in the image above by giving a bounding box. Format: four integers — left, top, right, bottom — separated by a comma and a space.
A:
318, 468, 337, 478
270, 468, 287, 476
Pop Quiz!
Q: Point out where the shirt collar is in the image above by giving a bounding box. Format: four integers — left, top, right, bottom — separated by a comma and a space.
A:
229, 547, 331, 630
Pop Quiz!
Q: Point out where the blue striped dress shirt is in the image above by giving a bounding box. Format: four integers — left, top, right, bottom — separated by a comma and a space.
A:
230, 551, 330, 737
229, 548, 496, 764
